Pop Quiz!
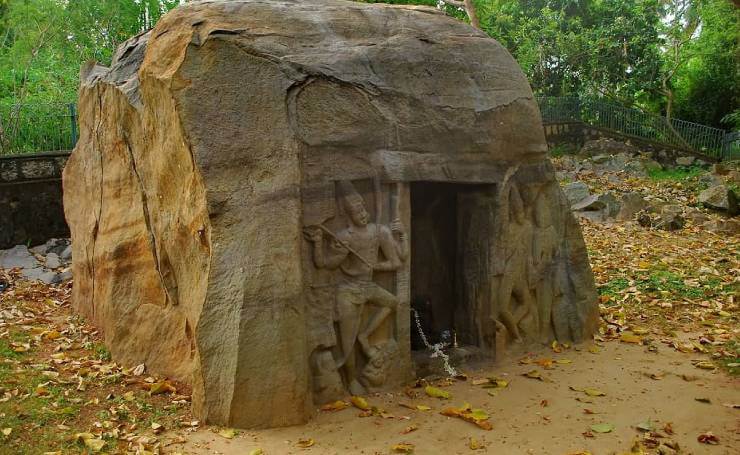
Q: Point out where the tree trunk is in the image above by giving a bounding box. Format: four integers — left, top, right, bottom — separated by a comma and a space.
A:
463, 0, 480, 29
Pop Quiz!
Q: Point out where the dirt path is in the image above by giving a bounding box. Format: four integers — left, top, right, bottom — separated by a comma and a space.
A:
174, 339, 739, 454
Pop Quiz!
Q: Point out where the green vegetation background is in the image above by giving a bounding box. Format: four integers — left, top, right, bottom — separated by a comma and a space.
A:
0, 0, 738, 129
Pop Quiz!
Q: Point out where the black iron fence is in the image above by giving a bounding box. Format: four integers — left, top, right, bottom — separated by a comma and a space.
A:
0, 102, 77, 156
0, 98, 737, 160
537, 96, 738, 161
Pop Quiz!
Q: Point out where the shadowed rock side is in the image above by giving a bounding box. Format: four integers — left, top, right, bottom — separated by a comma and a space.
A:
63, 0, 598, 429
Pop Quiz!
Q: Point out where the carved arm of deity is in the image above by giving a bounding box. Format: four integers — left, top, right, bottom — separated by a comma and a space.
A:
374, 219, 407, 272
304, 227, 348, 270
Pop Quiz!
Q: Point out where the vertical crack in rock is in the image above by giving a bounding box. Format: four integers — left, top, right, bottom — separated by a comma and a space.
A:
91, 88, 105, 319
121, 132, 176, 306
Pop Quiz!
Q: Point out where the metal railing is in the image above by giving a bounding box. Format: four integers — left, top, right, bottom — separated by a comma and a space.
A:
537, 96, 738, 161
0, 98, 737, 161
0, 103, 77, 156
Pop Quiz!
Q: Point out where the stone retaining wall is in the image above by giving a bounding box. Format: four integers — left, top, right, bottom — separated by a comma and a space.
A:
0, 152, 70, 249
543, 121, 713, 164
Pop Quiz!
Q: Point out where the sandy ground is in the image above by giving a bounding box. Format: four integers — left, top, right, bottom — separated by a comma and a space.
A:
171, 338, 739, 455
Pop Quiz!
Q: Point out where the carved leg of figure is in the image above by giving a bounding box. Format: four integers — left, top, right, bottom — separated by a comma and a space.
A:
496, 273, 522, 343
358, 284, 398, 357
512, 283, 538, 339
335, 285, 365, 394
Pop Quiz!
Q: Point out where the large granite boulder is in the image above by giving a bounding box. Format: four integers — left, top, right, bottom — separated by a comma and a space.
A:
63, 0, 598, 429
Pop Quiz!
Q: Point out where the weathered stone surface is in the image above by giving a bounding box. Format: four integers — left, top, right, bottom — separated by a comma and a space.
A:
45, 253, 61, 269
703, 219, 740, 235
658, 205, 685, 231
675, 156, 695, 167
698, 185, 739, 216
563, 181, 590, 206
580, 138, 639, 157
64, 0, 598, 429
616, 192, 647, 221
699, 173, 724, 188
0, 245, 41, 270
684, 207, 709, 225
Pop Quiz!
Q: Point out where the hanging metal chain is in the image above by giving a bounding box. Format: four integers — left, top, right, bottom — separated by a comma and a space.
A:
411, 308, 458, 377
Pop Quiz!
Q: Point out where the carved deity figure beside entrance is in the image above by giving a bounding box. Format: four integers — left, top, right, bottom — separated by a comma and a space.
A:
305, 180, 408, 397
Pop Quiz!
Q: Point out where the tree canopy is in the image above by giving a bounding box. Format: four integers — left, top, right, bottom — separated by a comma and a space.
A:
1, 0, 738, 129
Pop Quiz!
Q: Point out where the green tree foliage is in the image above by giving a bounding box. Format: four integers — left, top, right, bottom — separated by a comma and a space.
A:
670, 0, 739, 128
0, 0, 179, 105
0, 0, 737, 130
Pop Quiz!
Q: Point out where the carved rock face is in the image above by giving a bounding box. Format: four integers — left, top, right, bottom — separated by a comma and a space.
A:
63, 0, 598, 429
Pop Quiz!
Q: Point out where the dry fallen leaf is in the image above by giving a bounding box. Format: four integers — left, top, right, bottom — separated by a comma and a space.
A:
218, 428, 237, 439
620, 332, 642, 344
469, 437, 485, 450
297, 437, 315, 448
425, 385, 451, 399
391, 442, 415, 453
523, 370, 545, 381
321, 400, 349, 412
400, 424, 418, 434
149, 380, 176, 395
350, 395, 370, 410
590, 423, 615, 433
697, 432, 719, 445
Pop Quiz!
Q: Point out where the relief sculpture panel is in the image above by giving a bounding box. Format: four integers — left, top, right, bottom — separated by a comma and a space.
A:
303, 179, 409, 402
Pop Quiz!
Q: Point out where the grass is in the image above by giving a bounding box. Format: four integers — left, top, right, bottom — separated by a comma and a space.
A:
716, 340, 740, 376
549, 144, 578, 157
597, 268, 727, 303
647, 165, 705, 181
598, 277, 630, 301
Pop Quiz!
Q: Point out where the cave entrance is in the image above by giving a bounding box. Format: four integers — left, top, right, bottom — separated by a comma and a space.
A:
409, 182, 497, 355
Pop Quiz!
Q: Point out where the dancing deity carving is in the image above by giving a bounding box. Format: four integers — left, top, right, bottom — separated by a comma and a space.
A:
305, 181, 408, 395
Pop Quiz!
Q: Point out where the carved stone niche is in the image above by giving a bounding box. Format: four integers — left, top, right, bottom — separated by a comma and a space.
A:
62, 0, 598, 429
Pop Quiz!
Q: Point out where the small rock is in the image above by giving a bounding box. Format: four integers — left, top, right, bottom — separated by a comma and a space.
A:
624, 160, 648, 177
45, 253, 61, 269
591, 154, 610, 164
685, 207, 709, 225
711, 163, 729, 176
726, 170, 740, 185
641, 158, 663, 173
21, 267, 58, 284
580, 138, 639, 157
51, 270, 73, 284
698, 173, 724, 188
675, 156, 695, 167
0, 246, 42, 270
617, 192, 647, 221
702, 219, 740, 235
598, 193, 621, 219
698, 185, 739, 216
60, 245, 72, 262
571, 194, 602, 211
575, 210, 607, 223
658, 205, 685, 231
606, 174, 622, 185
563, 181, 590, 206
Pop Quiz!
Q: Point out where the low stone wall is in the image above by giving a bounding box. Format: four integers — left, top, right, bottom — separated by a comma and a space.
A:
0, 152, 70, 249
543, 121, 714, 165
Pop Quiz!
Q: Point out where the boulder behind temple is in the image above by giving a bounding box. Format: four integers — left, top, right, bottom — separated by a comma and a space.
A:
63, 0, 598, 429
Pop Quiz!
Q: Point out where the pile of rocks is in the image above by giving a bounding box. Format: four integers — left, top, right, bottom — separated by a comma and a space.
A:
0, 238, 72, 284
698, 164, 739, 217
556, 140, 739, 234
